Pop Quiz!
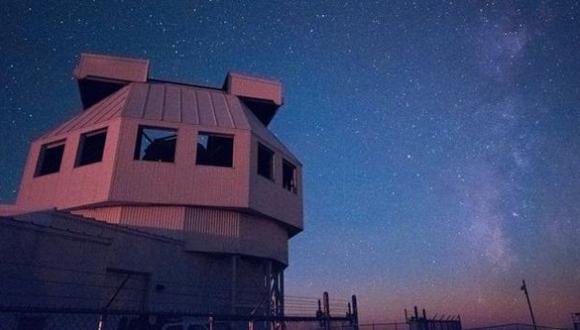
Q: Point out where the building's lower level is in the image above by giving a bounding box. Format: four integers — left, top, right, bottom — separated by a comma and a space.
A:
0, 211, 284, 316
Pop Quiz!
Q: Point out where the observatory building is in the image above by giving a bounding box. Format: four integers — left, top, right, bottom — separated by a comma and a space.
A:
0, 53, 302, 315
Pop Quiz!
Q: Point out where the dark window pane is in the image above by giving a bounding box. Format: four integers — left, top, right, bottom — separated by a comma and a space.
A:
257, 143, 274, 179
134, 126, 177, 162
76, 129, 107, 166
196, 133, 234, 167
283, 160, 297, 193
35, 141, 65, 176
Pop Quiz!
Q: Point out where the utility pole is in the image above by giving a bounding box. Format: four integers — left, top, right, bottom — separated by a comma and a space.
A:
520, 280, 538, 330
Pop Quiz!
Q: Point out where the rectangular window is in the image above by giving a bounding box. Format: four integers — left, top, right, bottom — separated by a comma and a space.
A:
257, 143, 274, 179
283, 160, 297, 193
134, 126, 177, 162
35, 140, 65, 176
76, 128, 107, 166
196, 132, 234, 167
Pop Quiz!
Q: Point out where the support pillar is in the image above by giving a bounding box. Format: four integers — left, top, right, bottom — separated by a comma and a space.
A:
232, 255, 239, 314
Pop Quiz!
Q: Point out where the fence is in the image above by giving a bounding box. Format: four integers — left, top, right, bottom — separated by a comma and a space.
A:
0, 291, 357, 330
466, 324, 571, 330
0, 306, 356, 330
0, 261, 355, 318
0, 259, 357, 329
356, 322, 408, 330
284, 295, 352, 318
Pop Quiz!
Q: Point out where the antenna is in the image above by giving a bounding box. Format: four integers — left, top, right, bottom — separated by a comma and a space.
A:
521, 280, 538, 330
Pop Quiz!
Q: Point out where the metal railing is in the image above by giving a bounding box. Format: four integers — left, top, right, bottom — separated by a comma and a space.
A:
466, 324, 571, 330
0, 306, 356, 330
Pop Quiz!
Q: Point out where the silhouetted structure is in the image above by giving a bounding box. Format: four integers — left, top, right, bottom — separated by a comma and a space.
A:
0, 53, 303, 319
405, 307, 461, 330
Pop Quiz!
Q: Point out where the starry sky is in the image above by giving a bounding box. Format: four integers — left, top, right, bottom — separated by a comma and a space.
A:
1, 1, 580, 327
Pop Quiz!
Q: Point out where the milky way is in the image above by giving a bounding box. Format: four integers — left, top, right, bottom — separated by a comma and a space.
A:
1, 1, 579, 327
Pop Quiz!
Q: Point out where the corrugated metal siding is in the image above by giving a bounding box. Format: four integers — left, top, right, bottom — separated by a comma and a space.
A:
65, 205, 287, 263
196, 90, 217, 126
143, 84, 165, 121
225, 95, 249, 129
183, 212, 288, 264
74, 206, 243, 239
38, 81, 298, 164
184, 208, 240, 237
69, 90, 125, 131
43, 86, 131, 138
211, 93, 235, 128
120, 83, 252, 131
123, 83, 149, 118
119, 206, 185, 231
71, 206, 186, 232
71, 207, 123, 224
164, 85, 182, 123
181, 88, 199, 124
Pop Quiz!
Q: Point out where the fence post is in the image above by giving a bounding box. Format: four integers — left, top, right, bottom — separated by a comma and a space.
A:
323, 292, 330, 330
348, 303, 352, 317
249, 320, 254, 330
323, 292, 330, 317
351, 295, 359, 330
209, 316, 214, 330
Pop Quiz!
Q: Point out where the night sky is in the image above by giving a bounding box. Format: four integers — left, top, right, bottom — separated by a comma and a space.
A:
1, 1, 580, 327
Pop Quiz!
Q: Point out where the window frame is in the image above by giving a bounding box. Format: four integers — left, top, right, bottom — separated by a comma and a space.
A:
35, 140, 66, 177
257, 142, 275, 180
75, 128, 108, 167
195, 132, 235, 168
133, 125, 178, 163
282, 159, 298, 193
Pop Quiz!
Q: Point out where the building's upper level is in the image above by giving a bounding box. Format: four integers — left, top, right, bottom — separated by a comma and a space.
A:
15, 53, 303, 235
73, 53, 283, 125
